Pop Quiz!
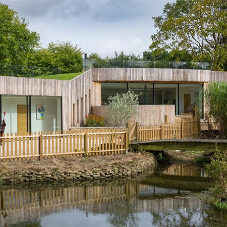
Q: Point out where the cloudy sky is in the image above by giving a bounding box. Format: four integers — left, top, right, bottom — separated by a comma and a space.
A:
1, 0, 175, 58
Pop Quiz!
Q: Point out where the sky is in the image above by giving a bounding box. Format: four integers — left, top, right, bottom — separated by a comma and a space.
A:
1, 0, 175, 58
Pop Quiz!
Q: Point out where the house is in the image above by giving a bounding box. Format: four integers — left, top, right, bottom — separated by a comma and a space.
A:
0, 68, 227, 134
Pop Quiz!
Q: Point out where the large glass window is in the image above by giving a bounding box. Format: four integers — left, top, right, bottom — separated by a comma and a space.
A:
1, 95, 61, 134
154, 84, 178, 113
101, 83, 127, 105
31, 96, 61, 133
101, 82, 203, 116
128, 83, 153, 105
179, 84, 203, 116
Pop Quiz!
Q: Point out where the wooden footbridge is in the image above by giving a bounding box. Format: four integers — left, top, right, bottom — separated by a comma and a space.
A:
130, 139, 227, 152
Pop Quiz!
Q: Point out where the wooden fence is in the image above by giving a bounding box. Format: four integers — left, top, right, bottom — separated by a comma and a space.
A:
0, 119, 199, 161
0, 131, 128, 162
136, 118, 199, 142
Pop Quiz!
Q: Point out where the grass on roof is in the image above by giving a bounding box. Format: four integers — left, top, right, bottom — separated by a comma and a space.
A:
35, 72, 83, 80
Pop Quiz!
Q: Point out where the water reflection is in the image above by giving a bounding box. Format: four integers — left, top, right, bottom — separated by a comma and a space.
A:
1, 164, 226, 227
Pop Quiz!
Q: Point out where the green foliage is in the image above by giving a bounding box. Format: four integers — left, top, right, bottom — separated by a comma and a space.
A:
206, 150, 227, 200
107, 90, 139, 127
150, 0, 227, 71
204, 82, 227, 135
35, 72, 82, 80
0, 3, 40, 65
29, 41, 83, 73
0, 64, 61, 77
84, 114, 105, 127
194, 156, 211, 165
88, 51, 142, 68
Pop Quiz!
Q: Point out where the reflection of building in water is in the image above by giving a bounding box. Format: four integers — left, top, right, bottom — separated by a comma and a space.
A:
0, 181, 205, 226
0, 183, 138, 226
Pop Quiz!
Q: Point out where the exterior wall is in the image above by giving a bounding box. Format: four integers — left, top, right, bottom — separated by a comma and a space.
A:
92, 105, 175, 126
92, 68, 227, 83
1, 68, 227, 131
70, 70, 94, 127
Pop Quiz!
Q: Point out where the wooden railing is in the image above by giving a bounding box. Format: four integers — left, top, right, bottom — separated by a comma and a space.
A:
0, 131, 128, 162
138, 118, 199, 142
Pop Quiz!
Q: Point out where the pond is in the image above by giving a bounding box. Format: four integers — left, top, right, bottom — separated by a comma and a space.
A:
1, 163, 227, 227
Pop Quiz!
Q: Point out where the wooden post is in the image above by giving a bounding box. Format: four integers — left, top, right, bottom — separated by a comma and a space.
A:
84, 133, 88, 155
181, 120, 184, 139
39, 135, 43, 160
125, 132, 128, 154
160, 125, 163, 139
136, 122, 139, 141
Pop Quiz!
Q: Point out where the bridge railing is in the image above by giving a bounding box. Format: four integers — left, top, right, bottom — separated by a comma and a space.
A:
137, 118, 199, 142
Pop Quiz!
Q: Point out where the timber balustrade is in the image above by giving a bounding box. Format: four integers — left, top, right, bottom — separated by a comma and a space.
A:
0, 118, 199, 161
130, 118, 199, 142
0, 130, 128, 162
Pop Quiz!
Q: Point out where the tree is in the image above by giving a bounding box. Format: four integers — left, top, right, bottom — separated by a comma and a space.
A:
150, 0, 227, 71
106, 90, 139, 127
204, 81, 227, 136
0, 3, 40, 65
29, 42, 83, 73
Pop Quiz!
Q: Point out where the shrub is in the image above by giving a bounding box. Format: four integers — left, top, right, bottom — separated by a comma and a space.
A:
204, 82, 227, 136
106, 90, 139, 127
84, 114, 105, 127
206, 151, 227, 200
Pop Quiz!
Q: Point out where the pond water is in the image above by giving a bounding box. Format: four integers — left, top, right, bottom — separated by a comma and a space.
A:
1, 163, 227, 227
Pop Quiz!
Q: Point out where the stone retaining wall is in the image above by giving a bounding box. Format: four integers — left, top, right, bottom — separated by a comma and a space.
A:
0, 155, 155, 185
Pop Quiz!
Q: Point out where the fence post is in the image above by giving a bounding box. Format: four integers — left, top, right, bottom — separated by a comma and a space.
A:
84, 133, 88, 155
136, 122, 139, 141
181, 120, 184, 139
125, 132, 129, 154
160, 125, 163, 139
39, 135, 43, 160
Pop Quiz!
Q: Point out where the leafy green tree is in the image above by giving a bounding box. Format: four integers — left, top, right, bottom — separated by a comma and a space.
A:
150, 0, 227, 71
88, 53, 101, 60
28, 48, 55, 68
204, 82, 227, 136
107, 90, 139, 127
0, 3, 40, 65
29, 42, 83, 73
47, 42, 83, 73
88, 53, 109, 68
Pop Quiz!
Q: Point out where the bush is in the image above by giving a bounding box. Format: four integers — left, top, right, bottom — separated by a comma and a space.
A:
206, 151, 227, 200
204, 82, 227, 136
84, 114, 105, 127
106, 90, 139, 127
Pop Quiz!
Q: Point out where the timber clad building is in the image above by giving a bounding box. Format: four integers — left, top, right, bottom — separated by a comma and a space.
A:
0, 68, 227, 134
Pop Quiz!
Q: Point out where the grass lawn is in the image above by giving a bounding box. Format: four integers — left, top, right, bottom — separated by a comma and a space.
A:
34, 72, 83, 80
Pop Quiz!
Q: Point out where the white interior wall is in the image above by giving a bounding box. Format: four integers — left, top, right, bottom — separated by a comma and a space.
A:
1, 96, 26, 133
31, 97, 61, 132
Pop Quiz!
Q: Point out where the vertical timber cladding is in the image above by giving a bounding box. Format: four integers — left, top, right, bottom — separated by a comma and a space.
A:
92, 68, 227, 83
70, 70, 94, 127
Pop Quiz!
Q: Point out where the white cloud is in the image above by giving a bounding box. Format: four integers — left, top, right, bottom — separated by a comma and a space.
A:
1, 0, 176, 58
